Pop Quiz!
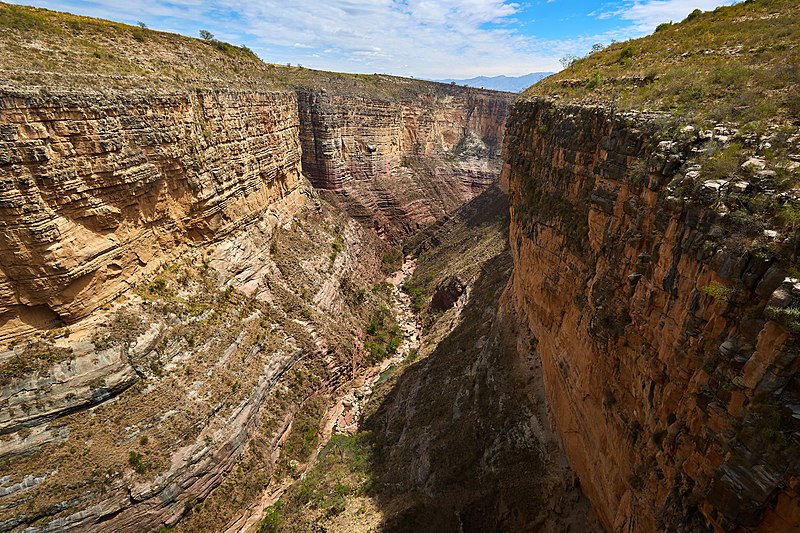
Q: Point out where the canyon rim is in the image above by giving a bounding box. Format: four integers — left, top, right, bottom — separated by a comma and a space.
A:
1, 1, 800, 532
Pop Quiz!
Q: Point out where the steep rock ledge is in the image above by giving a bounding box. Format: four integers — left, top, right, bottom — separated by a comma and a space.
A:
0, 89, 302, 339
505, 100, 800, 531
0, 185, 392, 532
298, 89, 510, 236
0, 82, 512, 531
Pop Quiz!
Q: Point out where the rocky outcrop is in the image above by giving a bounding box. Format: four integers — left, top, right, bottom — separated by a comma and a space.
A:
0, 89, 303, 339
363, 185, 600, 531
0, 181, 395, 532
504, 100, 800, 531
0, 83, 512, 340
297, 89, 510, 236
0, 78, 511, 532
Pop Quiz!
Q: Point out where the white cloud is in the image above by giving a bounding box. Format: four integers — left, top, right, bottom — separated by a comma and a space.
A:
10, 0, 739, 78
16, 0, 563, 76
593, 0, 738, 32
231, 0, 556, 77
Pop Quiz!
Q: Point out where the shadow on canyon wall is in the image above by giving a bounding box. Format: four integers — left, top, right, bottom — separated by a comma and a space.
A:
361, 189, 602, 532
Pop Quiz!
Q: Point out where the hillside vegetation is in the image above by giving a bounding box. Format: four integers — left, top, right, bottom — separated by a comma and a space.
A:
0, 2, 505, 99
526, 0, 800, 289
527, 0, 799, 125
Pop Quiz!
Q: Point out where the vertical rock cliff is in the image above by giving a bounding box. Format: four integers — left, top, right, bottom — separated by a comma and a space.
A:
0, 5, 515, 531
504, 99, 800, 531
0, 89, 303, 338
297, 88, 510, 236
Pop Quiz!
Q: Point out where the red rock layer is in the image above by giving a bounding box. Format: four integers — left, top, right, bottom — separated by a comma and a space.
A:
504, 100, 800, 531
298, 89, 511, 236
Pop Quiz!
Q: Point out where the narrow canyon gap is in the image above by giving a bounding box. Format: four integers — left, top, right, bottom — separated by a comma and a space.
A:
1, 1, 800, 532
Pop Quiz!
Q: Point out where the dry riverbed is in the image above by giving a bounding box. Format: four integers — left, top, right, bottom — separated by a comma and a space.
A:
225, 257, 421, 532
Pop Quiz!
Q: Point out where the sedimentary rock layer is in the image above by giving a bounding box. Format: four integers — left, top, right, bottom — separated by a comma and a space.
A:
0, 84, 511, 339
297, 89, 510, 235
0, 89, 302, 339
505, 100, 800, 531
0, 75, 512, 530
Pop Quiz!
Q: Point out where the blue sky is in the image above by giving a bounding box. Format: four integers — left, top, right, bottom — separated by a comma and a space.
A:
10, 0, 738, 78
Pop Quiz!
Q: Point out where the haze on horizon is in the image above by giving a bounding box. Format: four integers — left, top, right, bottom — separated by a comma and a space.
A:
9, 0, 738, 78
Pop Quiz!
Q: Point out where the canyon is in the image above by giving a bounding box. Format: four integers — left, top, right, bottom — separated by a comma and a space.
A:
1, 1, 800, 532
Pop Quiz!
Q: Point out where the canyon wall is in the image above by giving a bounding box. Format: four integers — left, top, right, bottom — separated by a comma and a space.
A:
297, 88, 510, 235
505, 100, 800, 531
0, 84, 510, 340
0, 77, 512, 530
0, 6, 511, 531
0, 89, 303, 339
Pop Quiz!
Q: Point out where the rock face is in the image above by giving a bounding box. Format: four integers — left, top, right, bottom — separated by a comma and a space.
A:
0, 90, 302, 339
364, 185, 600, 531
0, 76, 512, 530
0, 85, 511, 340
504, 100, 800, 531
297, 89, 510, 235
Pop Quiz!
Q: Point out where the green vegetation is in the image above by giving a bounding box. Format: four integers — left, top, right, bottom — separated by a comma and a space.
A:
619, 44, 635, 61
380, 248, 403, 274
700, 281, 736, 303
0, 3, 54, 31
586, 71, 603, 89
527, 0, 800, 124
330, 235, 344, 264
128, 450, 148, 474
525, 0, 800, 302
364, 307, 403, 364
765, 305, 800, 333
258, 432, 374, 532
282, 396, 325, 462
655, 21, 673, 33
257, 501, 283, 533
402, 282, 428, 313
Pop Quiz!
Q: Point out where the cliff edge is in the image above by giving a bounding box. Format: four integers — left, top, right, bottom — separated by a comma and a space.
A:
505, 1, 800, 530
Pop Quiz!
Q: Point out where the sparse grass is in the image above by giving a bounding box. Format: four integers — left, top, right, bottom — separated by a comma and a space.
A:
765, 305, 800, 333
0, 1, 510, 99
330, 236, 344, 264
282, 396, 325, 462
380, 248, 403, 274
0, 342, 74, 384
1, 198, 392, 532
260, 432, 374, 531
526, 0, 800, 124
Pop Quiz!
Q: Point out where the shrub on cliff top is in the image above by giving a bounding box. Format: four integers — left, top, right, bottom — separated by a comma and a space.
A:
765, 305, 800, 333
525, 0, 800, 124
700, 281, 736, 302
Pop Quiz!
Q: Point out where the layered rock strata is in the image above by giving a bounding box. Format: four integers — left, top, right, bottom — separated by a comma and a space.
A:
0, 77, 511, 531
0, 182, 390, 532
298, 89, 510, 235
505, 100, 800, 531
0, 89, 302, 339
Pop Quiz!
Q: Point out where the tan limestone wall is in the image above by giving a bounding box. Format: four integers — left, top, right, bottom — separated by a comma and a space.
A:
0, 89, 302, 338
504, 99, 800, 531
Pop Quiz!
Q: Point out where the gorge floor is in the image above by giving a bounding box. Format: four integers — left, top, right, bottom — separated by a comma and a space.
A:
234, 185, 601, 533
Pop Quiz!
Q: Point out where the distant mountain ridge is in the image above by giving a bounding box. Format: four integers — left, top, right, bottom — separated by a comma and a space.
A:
436, 72, 554, 93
